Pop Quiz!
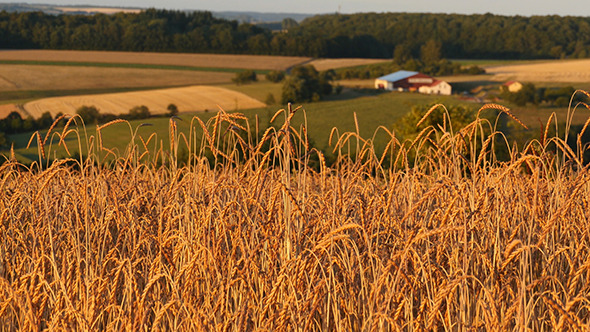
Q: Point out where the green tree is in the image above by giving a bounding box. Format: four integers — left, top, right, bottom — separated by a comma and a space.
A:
9, 117, 22, 133
393, 44, 411, 64
394, 103, 475, 142
502, 83, 537, 106
128, 105, 151, 120
281, 65, 332, 104
319, 69, 335, 95
37, 111, 53, 129
76, 105, 100, 125
281, 76, 307, 104
22, 116, 34, 131
167, 103, 179, 116
420, 39, 442, 65
265, 93, 277, 105
232, 70, 257, 85
281, 18, 299, 30
265, 70, 285, 83
0, 132, 7, 148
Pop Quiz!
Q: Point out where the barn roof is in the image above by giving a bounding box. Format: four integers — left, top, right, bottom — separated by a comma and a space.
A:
503, 80, 521, 86
376, 70, 419, 82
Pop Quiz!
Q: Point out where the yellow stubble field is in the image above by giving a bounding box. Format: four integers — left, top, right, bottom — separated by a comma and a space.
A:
0, 104, 20, 119
23, 85, 266, 118
486, 59, 590, 83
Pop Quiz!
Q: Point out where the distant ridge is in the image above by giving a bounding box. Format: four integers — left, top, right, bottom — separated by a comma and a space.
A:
0, 3, 142, 15
0, 3, 314, 23
212, 11, 314, 23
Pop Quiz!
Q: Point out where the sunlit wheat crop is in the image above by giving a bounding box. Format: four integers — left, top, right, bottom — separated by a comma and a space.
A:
1, 92, 590, 331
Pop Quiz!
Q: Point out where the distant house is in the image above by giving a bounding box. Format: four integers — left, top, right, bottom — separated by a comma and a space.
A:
418, 80, 452, 96
503, 81, 523, 92
375, 70, 452, 95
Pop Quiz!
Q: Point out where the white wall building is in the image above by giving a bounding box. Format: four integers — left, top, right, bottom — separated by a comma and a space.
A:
418, 80, 452, 95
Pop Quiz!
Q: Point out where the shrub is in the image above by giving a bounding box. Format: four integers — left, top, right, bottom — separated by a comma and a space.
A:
395, 102, 475, 140
265, 93, 277, 105
265, 70, 285, 83
281, 65, 332, 104
0, 132, 7, 148
167, 103, 179, 116
232, 70, 257, 85
128, 105, 151, 120
501, 83, 537, 106
37, 112, 54, 129
555, 96, 570, 107
76, 105, 100, 124
467, 65, 486, 75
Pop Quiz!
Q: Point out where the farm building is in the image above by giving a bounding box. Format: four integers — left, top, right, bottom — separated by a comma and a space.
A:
418, 80, 452, 95
503, 81, 523, 92
375, 70, 451, 95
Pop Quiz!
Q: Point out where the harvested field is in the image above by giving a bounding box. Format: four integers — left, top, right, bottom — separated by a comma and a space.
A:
23, 85, 266, 118
308, 58, 389, 71
0, 104, 21, 119
0, 50, 311, 71
486, 59, 590, 82
0, 64, 234, 91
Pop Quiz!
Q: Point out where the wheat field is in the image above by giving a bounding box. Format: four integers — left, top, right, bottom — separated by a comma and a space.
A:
23, 85, 266, 118
1, 93, 590, 330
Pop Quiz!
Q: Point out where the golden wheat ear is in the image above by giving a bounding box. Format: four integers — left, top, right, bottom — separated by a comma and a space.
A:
8, 143, 15, 162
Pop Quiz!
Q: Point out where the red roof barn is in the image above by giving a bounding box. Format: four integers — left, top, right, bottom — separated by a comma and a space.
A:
375, 70, 436, 91
375, 70, 451, 95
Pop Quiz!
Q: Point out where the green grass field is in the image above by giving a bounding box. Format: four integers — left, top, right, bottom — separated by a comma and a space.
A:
4, 90, 466, 164
221, 81, 283, 104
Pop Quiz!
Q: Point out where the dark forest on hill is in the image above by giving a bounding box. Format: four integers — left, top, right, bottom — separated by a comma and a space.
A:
1, 9, 590, 59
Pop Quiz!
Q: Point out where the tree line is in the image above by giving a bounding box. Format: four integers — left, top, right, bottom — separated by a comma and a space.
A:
1, 9, 590, 59
0, 104, 180, 149
294, 13, 590, 59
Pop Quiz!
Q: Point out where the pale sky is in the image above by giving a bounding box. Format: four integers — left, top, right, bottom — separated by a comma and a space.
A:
8, 0, 590, 16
